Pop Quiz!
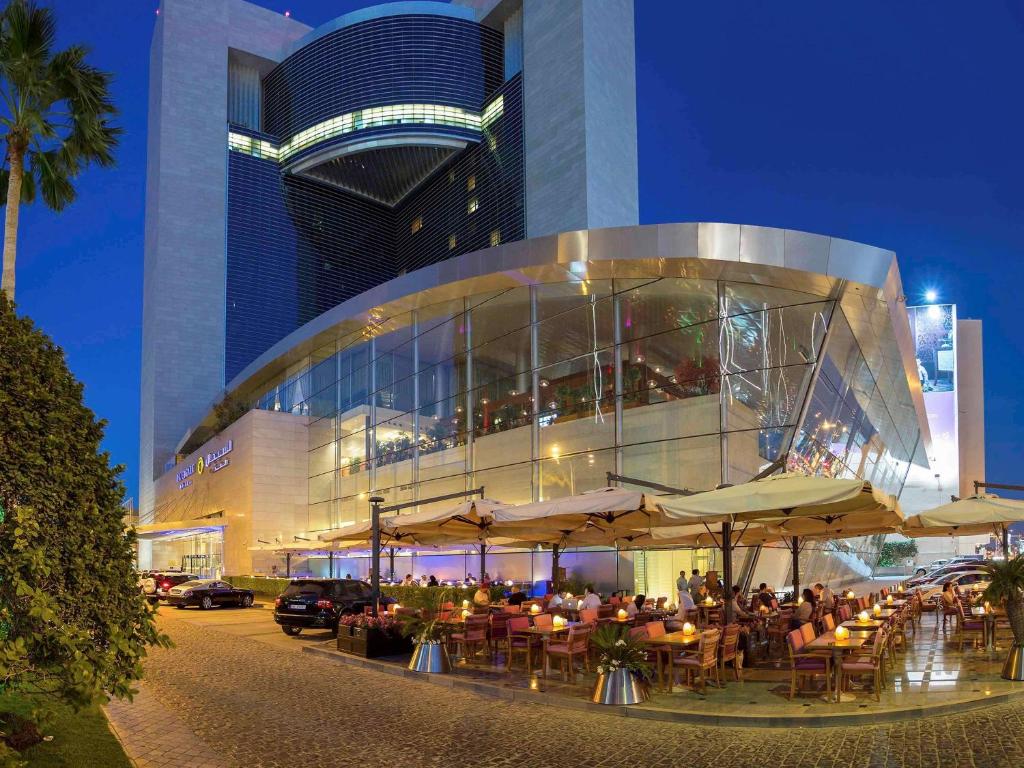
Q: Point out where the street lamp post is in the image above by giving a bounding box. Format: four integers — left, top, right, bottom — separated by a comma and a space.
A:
369, 495, 385, 616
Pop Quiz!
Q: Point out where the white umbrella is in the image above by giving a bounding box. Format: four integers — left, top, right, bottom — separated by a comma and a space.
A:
903, 495, 1024, 553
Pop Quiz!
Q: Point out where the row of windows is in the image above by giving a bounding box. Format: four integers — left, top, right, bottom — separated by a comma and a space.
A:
227, 101, 495, 164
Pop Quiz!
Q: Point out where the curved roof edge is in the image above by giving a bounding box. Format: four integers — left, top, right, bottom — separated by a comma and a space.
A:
283, 2, 477, 58
215, 222, 931, 463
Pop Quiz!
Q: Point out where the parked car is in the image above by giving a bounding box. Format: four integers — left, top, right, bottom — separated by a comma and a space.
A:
906, 562, 978, 588
273, 579, 394, 636
139, 574, 158, 603
154, 573, 199, 600
166, 579, 255, 609
918, 569, 991, 601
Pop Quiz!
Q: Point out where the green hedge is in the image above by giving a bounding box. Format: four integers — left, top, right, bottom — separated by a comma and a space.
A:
225, 577, 507, 607
877, 539, 918, 568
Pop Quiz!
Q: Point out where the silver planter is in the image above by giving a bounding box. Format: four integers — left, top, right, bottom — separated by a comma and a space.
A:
1002, 644, 1024, 681
408, 641, 451, 674
592, 668, 650, 705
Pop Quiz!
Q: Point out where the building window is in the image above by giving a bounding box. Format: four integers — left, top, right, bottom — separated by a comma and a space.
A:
467, 197, 479, 215
411, 216, 423, 234
448, 235, 457, 250
487, 135, 498, 152
467, 175, 476, 192
489, 229, 501, 247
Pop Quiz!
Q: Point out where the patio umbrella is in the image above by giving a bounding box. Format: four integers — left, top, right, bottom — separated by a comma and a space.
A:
903, 495, 1024, 554
653, 473, 899, 618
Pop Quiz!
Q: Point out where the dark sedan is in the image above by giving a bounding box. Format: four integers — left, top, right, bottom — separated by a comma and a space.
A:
166, 579, 255, 610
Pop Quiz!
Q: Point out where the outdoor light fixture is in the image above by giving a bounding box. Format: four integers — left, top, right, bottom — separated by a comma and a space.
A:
835, 626, 850, 641
617, 608, 627, 621
552, 615, 566, 629
873, 603, 882, 616
858, 611, 870, 624
897, 585, 904, 593
847, 591, 855, 599
530, 604, 541, 615
682, 622, 695, 636
704, 596, 713, 606
886, 594, 894, 605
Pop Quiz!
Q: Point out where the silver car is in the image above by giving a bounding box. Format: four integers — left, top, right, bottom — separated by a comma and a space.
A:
919, 569, 991, 601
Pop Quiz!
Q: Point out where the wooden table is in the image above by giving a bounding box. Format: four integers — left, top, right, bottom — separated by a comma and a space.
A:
840, 619, 884, 630
805, 630, 869, 703
971, 607, 1006, 650
640, 632, 701, 692
517, 624, 574, 675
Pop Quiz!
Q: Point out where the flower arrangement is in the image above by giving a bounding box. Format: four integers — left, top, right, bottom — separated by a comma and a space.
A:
338, 613, 402, 637
590, 624, 653, 680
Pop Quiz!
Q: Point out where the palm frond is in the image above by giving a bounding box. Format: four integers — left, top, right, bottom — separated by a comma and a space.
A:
29, 148, 74, 211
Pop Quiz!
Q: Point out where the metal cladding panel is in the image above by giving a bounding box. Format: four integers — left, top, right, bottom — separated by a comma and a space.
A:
262, 15, 504, 140
739, 225, 785, 267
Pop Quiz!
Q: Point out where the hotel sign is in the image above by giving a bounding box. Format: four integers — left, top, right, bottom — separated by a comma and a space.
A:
177, 439, 234, 490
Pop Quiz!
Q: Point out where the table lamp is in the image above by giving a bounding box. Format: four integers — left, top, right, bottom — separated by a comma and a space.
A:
835, 625, 850, 640
873, 603, 882, 616
552, 615, 566, 629
682, 622, 695, 636
462, 599, 470, 609
857, 610, 870, 623
886, 594, 894, 605
617, 608, 628, 621
530, 603, 541, 615
846, 590, 855, 599
461, 609, 470, 619
704, 596, 713, 606
797, 596, 804, 605
985, 600, 992, 612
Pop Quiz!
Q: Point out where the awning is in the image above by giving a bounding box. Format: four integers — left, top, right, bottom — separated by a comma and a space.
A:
134, 518, 226, 540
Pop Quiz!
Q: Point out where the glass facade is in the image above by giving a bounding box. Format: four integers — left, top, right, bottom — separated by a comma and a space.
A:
223, 12, 524, 383
250, 275, 921, 536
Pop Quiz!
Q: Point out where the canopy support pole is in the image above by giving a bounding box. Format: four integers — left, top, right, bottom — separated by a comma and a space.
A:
328, 551, 333, 578
370, 496, 384, 616
286, 552, 291, 578
388, 547, 396, 581
791, 536, 801, 600
722, 522, 734, 625
479, 544, 487, 582
551, 543, 560, 592
975, 482, 1023, 558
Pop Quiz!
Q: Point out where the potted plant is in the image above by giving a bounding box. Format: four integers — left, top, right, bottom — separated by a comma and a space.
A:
398, 589, 456, 673
979, 555, 1024, 680
590, 624, 653, 704
336, 613, 411, 658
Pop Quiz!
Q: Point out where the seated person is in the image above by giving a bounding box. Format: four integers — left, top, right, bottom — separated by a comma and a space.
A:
625, 593, 647, 617
729, 585, 755, 620
473, 585, 491, 606
579, 585, 602, 611
790, 588, 816, 629
400, 574, 416, 587
756, 583, 774, 609
677, 588, 696, 612
547, 592, 564, 610
695, 584, 711, 604
507, 590, 528, 606
941, 582, 957, 608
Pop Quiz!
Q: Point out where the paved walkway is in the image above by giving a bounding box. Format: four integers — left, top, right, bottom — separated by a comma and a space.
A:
109, 606, 1024, 768
104, 680, 232, 768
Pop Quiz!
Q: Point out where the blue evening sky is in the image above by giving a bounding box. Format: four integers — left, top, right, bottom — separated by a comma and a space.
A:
12, 1, 1023, 503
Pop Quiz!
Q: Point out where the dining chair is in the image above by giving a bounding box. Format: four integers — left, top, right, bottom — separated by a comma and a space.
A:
504, 615, 537, 672
954, 603, 985, 651
766, 609, 793, 656
532, 613, 553, 630
799, 621, 816, 645
451, 614, 490, 659
821, 613, 836, 632
544, 624, 592, 682
579, 608, 599, 625
785, 628, 830, 700
655, 597, 668, 611
489, 612, 511, 657
718, 623, 742, 682
675, 628, 721, 693
841, 626, 886, 701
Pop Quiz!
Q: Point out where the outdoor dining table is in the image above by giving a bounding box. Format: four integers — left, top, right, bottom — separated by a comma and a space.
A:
840, 619, 884, 630
639, 631, 701, 693
805, 629, 869, 703
971, 606, 1006, 651
517, 623, 576, 675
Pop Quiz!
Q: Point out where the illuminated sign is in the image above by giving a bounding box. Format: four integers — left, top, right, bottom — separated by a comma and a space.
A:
177, 440, 234, 490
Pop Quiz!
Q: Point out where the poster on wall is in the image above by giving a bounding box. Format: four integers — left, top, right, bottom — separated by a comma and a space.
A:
910, 304, 955, 393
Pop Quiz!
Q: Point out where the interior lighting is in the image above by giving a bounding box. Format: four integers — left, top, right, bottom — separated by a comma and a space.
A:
924, 289, 938, 303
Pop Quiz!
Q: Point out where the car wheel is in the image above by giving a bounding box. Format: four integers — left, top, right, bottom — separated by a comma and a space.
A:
201, 595, 213, 610
239, 595, 253, 608
282, 626, 301, 636
175, 604, 185, 610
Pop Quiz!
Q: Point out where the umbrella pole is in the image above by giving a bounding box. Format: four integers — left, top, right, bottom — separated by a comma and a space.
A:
480, 544, 487, 582
370, 496, 384, 616
791, 536, 800, 601
328, 551, 333, 578
388, 547, 396, 581
286, 552, 291, 578
722, 522, 733, 625
552, 544, 560, 593
1003, 525, 1011, 558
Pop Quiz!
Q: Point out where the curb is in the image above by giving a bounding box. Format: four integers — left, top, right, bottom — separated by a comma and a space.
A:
302, 643, 1024, 729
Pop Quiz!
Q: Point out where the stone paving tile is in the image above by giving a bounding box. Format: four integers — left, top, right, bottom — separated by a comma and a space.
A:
104, 678, 235, 768
127, 611, 1024, 768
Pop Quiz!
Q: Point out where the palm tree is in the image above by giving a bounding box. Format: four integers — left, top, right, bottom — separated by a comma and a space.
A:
0, 0, 119, 299
979, 554, 1024, 680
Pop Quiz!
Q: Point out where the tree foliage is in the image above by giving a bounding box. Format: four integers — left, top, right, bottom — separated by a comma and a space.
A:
0, 295, 167, 722
876, 539, 918, 568
212, 391, 248, 434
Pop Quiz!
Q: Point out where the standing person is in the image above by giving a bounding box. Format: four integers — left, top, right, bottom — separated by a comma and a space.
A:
676, 570, 688, 605
687, 569, 703, 602
814, 583, 835, 612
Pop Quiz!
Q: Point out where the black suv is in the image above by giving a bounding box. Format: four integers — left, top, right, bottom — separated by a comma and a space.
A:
273, 579, 393, 636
